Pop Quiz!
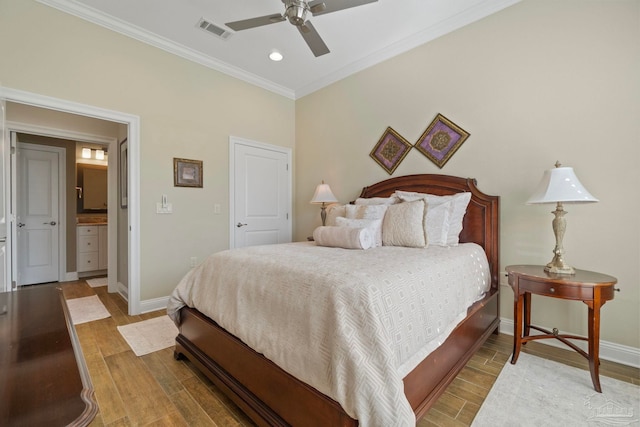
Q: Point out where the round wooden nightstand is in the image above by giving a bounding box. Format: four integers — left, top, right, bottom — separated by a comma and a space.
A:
506, 264, 618, 393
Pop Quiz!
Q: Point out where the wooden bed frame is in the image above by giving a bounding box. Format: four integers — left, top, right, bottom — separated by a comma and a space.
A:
174, 174, 500, 426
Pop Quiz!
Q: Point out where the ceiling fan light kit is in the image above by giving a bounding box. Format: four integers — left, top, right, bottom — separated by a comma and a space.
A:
226, 0, 378, 57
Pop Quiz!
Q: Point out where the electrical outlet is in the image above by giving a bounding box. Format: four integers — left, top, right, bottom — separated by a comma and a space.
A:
190, 257, 197, 267
499, 271, 509, 286
214, 203, 221, 214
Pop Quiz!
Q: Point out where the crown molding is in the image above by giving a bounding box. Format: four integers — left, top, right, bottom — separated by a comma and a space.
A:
36, 0, 296, 100
295, 0, 521, 98
37, 0, 520, 100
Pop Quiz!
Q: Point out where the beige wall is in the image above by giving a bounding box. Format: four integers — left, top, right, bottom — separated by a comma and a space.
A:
1, 0, 637, 353
0, 0, 296, 300
296, 0, 639, 350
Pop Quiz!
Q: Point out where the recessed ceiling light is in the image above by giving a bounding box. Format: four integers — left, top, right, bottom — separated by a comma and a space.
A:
269, 50, 283, 62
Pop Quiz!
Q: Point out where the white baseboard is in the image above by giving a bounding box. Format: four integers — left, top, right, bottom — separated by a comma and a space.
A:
500, 317, 640, 369
117, 281, 128, 299
139, 295, 170, 314
65, 272, 79, 282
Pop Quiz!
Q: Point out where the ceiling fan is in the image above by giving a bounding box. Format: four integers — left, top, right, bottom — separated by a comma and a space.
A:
225, 0, 378, 57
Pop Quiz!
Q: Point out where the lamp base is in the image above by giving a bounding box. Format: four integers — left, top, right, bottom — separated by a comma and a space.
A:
544, 261, 575, 275
545, 201, 575, 275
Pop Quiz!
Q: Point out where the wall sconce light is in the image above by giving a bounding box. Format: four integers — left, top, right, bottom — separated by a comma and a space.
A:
81, 147, 107, 160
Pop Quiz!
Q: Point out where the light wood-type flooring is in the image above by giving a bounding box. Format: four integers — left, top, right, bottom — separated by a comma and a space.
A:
59, 280, 638, 427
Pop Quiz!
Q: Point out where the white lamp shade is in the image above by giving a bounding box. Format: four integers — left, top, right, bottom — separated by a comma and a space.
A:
95, 149, 105, 160
310, 182, 338, 204
81, 147, 92, 159
527, 166, 598, 204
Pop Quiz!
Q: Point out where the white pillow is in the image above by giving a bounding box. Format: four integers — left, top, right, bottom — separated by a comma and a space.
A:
335, 217, 383, 247
313, 226, 374, 250
394, 192, 449, 246
354, 196, 400, 205
395, 191, 471, 246
436, 192, 471, 245
325, 204, 347, 226
345, 203, 388, 220
381, 200, 427, 248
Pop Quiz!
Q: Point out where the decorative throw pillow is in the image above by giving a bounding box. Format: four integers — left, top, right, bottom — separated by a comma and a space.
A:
394, 192, 449, 246
395, 191, 471, 246
345, 203, 388, 221
381, 199, 427, 248
335, 217, 383, 247
325, 204, 347, 227
313, 226, 374, 250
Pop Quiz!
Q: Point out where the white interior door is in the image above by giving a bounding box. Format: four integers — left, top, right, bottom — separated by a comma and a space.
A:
16, 143, 61, 285
231, 137, 291, 248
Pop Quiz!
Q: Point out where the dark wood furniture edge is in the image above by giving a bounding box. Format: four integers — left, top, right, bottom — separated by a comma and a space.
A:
506, 265, 617, 393
174, 173, 500, 425
58, 288, 99, 426
175, 309, 356, 427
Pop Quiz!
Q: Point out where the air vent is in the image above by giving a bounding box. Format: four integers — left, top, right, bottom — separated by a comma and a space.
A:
197, 18, 232, 40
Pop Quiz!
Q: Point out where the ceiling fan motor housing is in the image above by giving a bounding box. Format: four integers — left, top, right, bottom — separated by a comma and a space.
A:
285, 0, 309, 26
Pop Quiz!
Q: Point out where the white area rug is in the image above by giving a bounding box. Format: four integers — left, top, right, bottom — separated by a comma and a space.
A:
86, 277, 107, 288
472, 352, 640, 426
66, 295, 111, 325
117, 316, 179, 356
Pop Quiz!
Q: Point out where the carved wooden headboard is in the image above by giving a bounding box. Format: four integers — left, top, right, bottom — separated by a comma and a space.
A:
359, 174, 500, 290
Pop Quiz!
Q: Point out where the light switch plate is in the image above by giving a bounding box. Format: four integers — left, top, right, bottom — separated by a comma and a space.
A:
156, 202, 173, 214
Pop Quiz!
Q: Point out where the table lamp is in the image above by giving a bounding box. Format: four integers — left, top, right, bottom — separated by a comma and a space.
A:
527, 161, 598, 274
310, 181, 338, 226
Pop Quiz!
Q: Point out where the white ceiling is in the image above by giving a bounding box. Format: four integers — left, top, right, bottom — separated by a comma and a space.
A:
38, 0, 520, 99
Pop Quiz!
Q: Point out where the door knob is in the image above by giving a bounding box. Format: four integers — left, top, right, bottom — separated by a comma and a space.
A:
17, 222, 25, 228
236, 222, 248, 228
43, 221, 57, 226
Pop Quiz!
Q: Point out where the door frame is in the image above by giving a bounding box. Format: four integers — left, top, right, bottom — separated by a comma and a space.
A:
228, 136, 292, 249
15, 142, 66, 285
0, 86, 142, 315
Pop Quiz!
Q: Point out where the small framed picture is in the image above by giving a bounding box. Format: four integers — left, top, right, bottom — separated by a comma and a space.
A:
414, 114, 470, 169
370, 127, 412, 175
174, 158, 203, 188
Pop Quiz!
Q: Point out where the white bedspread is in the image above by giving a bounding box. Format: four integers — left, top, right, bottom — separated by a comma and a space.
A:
167, 242, 490, 427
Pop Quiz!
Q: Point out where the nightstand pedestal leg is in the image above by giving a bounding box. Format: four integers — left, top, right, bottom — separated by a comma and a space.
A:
511, 292, 524, 364
587, 300, 603, 393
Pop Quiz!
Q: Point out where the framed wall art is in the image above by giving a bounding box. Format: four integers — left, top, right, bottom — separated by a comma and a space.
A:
414, 114, 470, 169
370, 127, 412, 175
174, 158, 203, 188
119, 138, 128, 208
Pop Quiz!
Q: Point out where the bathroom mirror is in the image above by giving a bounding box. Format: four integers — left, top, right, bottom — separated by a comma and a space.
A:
77, 163, 107, 213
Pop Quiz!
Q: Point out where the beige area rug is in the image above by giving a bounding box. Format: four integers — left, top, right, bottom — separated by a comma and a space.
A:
66, 294, 111, 325
117, 315, 179, 357
86, 277, 107, 288
472, 352, 640, 426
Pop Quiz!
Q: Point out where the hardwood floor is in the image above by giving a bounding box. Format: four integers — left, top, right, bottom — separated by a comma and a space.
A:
60, 280, 639, 427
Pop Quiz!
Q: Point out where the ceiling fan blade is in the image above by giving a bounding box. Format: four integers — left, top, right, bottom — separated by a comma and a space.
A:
309, 0, 377, 16
298, 21, 329, 57
309, 2, 326, 14
226, 13, 285, 31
